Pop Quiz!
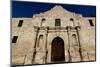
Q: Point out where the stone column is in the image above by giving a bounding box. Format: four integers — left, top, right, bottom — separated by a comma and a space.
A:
66, 26, 72, 62
43, 27, 48, 64
32, 26, 39, 64
75, 26, 83, 61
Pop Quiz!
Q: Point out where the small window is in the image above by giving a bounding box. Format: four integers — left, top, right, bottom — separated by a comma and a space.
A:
89, 19, 94, 26
55, 19, 61, 26
12, 36, 18, 43
18, 20, 23, 27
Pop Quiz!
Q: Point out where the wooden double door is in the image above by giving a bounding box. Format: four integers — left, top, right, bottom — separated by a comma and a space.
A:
51, 37, 65, 63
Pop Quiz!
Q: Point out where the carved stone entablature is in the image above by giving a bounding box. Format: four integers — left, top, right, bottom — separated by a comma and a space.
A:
34, 26, 81, 32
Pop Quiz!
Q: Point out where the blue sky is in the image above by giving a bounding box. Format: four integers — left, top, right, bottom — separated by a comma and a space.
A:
12, 1, 96, 18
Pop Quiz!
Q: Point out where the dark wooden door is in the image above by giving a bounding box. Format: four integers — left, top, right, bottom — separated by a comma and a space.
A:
51, 37, 65, 62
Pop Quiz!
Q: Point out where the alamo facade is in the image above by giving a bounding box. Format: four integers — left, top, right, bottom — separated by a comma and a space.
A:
12, 5, 96, 65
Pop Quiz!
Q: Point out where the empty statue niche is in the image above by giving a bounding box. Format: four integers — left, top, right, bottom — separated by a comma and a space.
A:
37, 35, 44, 48
70, 18, 74, 21
71, 34, 78, 50
41, 18, 46, 26
69, 18, 74, 27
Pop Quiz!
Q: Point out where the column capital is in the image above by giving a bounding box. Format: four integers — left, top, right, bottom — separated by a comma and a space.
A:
66, 26, 71, 31
34, 26, 39, 32
45, 26, 49, 34
75, 26, 81, 31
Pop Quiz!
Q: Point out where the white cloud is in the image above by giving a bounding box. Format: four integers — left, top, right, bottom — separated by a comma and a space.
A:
13, 0, 97, 5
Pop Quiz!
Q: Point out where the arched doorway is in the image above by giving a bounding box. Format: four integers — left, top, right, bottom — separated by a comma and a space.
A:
51, 37, 65, 63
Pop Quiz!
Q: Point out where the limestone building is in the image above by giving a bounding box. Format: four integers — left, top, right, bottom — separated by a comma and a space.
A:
12, 5, 96, 65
